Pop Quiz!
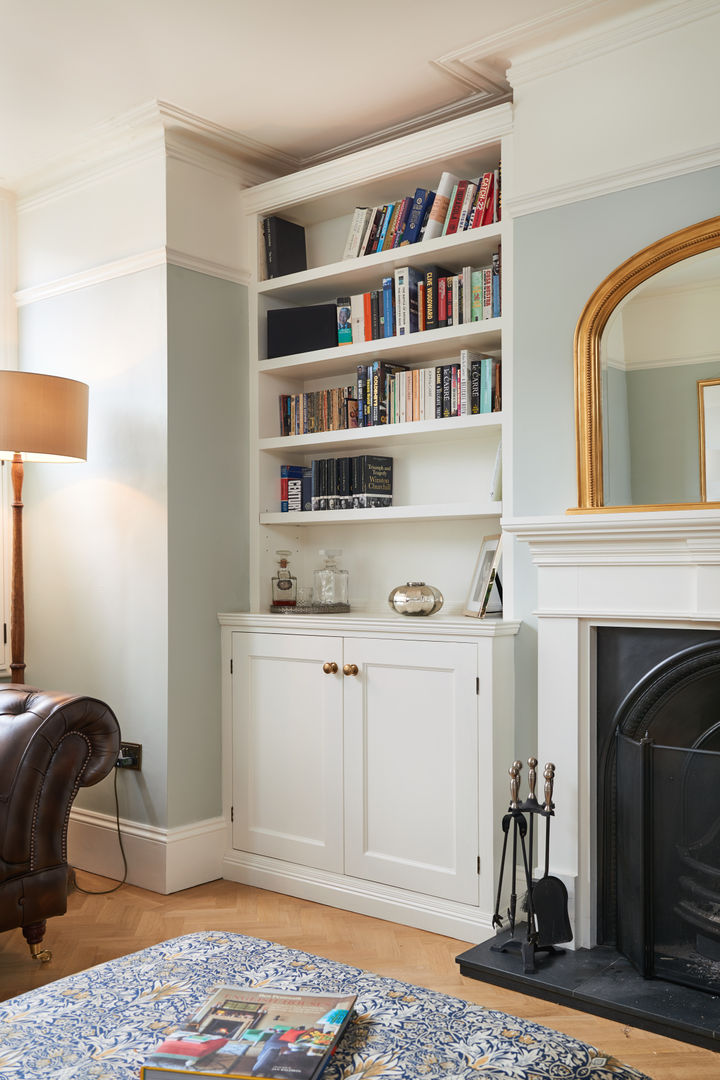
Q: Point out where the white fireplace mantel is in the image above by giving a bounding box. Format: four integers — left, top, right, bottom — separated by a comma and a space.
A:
505, 510, 720, 947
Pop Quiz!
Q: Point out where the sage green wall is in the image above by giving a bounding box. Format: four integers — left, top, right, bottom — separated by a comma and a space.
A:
512, 164, 720, 744
625, 362, 720, 505
167, 266, 248, 828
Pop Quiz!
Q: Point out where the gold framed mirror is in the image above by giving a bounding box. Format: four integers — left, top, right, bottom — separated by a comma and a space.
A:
574, 214, 720, 511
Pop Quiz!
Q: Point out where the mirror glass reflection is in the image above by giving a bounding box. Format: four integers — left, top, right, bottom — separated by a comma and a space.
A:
601, 248, 720, 507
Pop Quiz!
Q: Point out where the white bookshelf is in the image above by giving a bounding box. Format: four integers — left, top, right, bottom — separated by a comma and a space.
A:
244, 103, 512, 616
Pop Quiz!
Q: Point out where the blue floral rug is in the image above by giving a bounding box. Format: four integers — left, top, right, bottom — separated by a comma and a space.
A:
0, 931, 651, 1079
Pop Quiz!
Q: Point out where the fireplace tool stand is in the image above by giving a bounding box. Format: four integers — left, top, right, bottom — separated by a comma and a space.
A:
491, 759, 572, 974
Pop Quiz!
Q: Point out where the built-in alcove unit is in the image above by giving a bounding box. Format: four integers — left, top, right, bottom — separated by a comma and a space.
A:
220, 103, 520, 940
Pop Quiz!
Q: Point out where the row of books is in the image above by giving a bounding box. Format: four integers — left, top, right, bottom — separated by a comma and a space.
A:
362, 354, 501, 427
280, 456, 393, 512
337, 252, 500, 347
342, 167, 501, 259
277, 351, 500, 436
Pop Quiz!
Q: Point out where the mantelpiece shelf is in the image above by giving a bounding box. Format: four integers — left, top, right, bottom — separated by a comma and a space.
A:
260, 500, 502, 526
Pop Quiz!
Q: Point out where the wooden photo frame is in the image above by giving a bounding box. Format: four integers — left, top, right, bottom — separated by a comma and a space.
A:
464, 534, 503, 618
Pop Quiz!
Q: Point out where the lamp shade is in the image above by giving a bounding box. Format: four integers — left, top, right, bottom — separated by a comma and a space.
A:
0, 370, 88, 462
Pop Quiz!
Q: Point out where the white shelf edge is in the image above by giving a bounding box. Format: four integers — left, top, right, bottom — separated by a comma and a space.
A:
259, 501, 502, 525
258, 412, 503, 451
258, 320, 502, 376
257, 223, 503, 296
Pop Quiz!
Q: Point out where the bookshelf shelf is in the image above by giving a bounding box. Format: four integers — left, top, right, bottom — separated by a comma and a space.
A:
257, 222, 503, 304
260, 500, 503, 526
258, 319, 502, 379
259, 412, 502, 454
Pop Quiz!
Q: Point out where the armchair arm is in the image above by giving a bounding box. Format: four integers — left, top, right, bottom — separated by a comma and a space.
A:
0, 687, 121, 872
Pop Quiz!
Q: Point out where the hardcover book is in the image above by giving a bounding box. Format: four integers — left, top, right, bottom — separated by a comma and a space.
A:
400, 188, 435, 246
423, 171, 460, 241
352, 455, 393, 508
140, 985, 356, 1080
262, 216, 307, 279
336, 297, 353, 345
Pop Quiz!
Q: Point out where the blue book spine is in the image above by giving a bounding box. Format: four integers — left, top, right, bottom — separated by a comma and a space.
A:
356, 364, 366, 427
492, 251, 501, 317
382, 276, 395, 338
480, 357, 493, 413
401, 188, 433, 245
375, 203, 395, 251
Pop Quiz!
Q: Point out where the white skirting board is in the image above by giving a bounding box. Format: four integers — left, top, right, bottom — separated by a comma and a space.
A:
67, 808, 228, 895
222, 849, 496, 943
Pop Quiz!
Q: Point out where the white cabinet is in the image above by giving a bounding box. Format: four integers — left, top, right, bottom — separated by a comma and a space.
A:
221, 613, 518, 941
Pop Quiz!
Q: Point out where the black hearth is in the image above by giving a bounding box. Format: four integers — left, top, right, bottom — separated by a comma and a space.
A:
457, 626, 720, 1050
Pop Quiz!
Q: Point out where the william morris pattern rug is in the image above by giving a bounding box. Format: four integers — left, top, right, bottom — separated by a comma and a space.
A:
0, 931, 651, 1079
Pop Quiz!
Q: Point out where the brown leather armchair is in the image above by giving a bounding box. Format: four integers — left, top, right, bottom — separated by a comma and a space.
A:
0, 685, 120, 961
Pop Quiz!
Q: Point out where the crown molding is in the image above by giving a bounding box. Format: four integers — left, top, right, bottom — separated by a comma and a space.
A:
508, 0, 720, 88
243, 103, 513, 218
14, 99, 296, 207
506, 140, 720, 217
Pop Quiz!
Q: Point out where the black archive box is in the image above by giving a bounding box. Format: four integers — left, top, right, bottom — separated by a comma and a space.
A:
267, 304, 338, 359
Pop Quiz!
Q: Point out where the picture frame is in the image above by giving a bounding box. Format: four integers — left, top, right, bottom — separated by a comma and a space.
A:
698, 377, 720, 501
464, 534, 503, 618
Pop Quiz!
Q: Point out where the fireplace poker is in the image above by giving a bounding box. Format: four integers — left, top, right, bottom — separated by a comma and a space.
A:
507, 760, 522, 935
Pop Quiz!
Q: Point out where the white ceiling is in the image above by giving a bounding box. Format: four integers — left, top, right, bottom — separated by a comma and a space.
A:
0, 0, 659, 189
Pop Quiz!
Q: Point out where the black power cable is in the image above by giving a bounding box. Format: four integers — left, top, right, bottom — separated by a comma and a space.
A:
71, 762, 129, 895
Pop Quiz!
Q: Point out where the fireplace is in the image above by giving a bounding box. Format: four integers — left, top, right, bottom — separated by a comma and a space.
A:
457, 511, 720, 1048
597, 627, 720, 994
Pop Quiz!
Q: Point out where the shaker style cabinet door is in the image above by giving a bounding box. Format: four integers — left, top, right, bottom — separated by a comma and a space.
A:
342, 637, 479, 904
231, 632, 344, 872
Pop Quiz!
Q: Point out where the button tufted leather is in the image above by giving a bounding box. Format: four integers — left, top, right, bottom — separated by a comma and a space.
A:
0, 685, 120, 958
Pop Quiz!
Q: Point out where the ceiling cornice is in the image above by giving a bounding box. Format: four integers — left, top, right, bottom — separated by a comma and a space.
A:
508, 0, 720, 87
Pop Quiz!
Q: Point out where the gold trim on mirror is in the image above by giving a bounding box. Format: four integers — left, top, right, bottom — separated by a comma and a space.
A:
574, 215, 720, 510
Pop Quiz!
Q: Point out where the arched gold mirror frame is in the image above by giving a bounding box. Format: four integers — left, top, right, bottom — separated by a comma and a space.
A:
574, 214, 720, 511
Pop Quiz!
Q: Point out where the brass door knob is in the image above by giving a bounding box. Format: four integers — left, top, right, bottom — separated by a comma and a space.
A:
322, 662, 338, 674
343, 663, 359, 676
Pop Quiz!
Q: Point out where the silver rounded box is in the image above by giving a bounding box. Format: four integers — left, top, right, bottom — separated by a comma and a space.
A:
388, 581, 443, 616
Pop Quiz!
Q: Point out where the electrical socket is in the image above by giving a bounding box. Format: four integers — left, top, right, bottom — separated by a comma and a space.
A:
116, 742, 142, 770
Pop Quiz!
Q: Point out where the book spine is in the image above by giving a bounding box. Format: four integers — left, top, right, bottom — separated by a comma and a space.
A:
423, 171, 460, 241
399, 188, 430, 245
470, 172, 493, 229
395, 267, 408, 336
382, 276, 395, 338
362, 207, 383, 255
435, 365, 443, 418
470, 361, 481, 414
483, 269, 493, 320
480, 357, 493, 413
343, 207, 371, 260
492, 249, 501, 317
481, 173, 496, 226
350, 294, 365, 344
437, 276, 448, 328
375, 203, 395, 251
337, 297, 352, 345
493, 357, 502, 412
458, 182, 478, 231
441, 182, 459, 235
380, 202, 401, 252
445, 179, 469, 235
390, 196, 412, 247
363, 291, 373, 341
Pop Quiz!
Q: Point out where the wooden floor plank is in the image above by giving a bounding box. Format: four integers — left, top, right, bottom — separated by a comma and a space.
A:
0, 874, 716, 1079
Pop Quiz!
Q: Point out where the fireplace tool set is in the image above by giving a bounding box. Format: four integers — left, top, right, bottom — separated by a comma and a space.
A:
491, 758, 572, 974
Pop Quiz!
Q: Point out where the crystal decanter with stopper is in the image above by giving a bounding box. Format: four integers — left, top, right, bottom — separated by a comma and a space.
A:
271, 550, 297, 608
313, 549, 349, 611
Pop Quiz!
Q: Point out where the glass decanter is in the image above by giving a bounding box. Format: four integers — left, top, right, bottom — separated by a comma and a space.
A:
313, 549, 349, 608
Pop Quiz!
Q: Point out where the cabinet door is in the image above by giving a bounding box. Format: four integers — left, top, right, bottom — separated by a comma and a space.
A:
231, 632, 344, 872
343, 637, 479, 904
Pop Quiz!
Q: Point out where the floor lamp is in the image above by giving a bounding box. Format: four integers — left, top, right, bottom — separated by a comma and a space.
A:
0, 371, 89, 684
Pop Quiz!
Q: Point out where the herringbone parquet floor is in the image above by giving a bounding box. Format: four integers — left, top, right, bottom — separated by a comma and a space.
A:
0, 872, 716, 1079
